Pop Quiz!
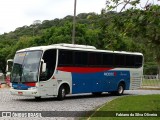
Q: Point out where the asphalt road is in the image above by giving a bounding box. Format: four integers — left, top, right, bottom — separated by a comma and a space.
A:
0, 88, 160, 120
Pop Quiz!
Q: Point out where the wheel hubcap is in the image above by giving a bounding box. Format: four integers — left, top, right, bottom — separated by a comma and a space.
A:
118, 86, 123, 94
62, 89, 65, 97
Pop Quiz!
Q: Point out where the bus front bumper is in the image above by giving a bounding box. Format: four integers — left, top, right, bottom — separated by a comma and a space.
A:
10, 88, 40, 97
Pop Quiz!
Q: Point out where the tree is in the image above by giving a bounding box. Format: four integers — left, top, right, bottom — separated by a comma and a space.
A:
8, 36, 37, 59
0, 47, 12, 74
105, 0, 160, 78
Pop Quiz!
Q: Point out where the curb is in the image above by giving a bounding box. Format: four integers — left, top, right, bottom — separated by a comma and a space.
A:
139, 88, 160, 90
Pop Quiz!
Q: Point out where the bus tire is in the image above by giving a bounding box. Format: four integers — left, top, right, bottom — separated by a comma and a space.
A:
57, 85, 66, 100
116, 83, 125, 95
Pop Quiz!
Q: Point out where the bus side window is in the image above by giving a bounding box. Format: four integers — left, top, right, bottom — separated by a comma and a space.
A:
135, 56, 143, 68
88, 52, 102, 67
74, 51, 88, 66
126, 55, 135, 67
103, 53, 114, 67
114, 54, 125, 67
58, 50, 73, 66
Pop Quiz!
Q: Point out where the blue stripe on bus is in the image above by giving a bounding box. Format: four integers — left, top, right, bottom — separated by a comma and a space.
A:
12, 83, 31, 90
72, 70, 130, 94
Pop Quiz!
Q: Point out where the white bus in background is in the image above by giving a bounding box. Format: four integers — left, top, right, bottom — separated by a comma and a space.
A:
6, 59, 13, 86
0, 73, 5, 84
10, 43, 143, 100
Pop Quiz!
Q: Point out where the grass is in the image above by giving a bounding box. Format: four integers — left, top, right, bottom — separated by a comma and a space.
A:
85, 95, 160, 120
142, 79, 160, 86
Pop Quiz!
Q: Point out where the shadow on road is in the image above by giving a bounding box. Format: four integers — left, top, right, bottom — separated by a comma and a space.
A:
14, 92, 132, 102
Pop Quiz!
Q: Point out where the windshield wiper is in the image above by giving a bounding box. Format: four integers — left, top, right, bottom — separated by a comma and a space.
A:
21, 67, 27, 83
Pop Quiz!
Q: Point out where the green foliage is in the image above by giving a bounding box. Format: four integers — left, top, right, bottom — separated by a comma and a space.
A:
105, 1, 160, 76
0, 5, 159, 75
144, 62, 158, 75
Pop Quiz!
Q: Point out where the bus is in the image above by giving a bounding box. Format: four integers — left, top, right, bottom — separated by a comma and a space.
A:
6, 59, 13, 86
10, 43, 143, 100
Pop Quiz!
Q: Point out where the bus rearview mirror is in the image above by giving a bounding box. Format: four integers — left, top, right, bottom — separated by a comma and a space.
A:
42, 63, 46, 73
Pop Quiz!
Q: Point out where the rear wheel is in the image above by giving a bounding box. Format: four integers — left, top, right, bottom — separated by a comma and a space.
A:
116, 83, 125, 95
110, 83, 125, 96
57, 86, 66, 100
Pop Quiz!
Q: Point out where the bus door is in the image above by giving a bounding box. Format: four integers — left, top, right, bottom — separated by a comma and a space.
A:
39, 49, 57, 96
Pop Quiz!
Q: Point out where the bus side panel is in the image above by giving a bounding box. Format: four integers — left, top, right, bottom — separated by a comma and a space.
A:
72, 72, 104, 94
117, 70, 131, 90
103, 70, 130, 91
130, 68, 143, 90
54, 70, 72, 94
72, 70, 130, 94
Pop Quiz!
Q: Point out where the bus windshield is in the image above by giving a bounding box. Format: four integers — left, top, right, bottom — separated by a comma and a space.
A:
11, 51, 42, 83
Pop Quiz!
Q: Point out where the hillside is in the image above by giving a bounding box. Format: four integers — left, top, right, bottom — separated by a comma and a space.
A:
0, 6, 160, 76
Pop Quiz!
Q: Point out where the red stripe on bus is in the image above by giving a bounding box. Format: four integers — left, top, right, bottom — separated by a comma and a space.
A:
24, 82, 36, 87
57, 67, 113, 73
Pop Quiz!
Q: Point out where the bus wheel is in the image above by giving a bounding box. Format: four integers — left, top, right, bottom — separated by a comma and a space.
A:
116, 83, 124, 95
57, 85, 66, 100
92, 92, 102, 96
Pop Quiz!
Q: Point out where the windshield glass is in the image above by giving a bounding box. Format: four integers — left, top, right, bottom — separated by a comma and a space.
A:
11, 51, 42, 83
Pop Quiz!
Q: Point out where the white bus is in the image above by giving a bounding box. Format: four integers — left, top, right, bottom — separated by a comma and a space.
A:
10, 43, 143, 100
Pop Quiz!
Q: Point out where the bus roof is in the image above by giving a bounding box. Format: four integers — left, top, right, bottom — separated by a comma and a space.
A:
17, 43, 143, 56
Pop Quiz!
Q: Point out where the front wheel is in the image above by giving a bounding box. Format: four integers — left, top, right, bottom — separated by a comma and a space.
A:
57, 86, 66, 100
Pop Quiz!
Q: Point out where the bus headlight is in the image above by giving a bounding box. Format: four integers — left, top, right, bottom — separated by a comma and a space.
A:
28, 87, 37, 90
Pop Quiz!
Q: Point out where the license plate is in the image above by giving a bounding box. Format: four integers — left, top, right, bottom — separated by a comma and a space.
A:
18, 92, 23, 95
